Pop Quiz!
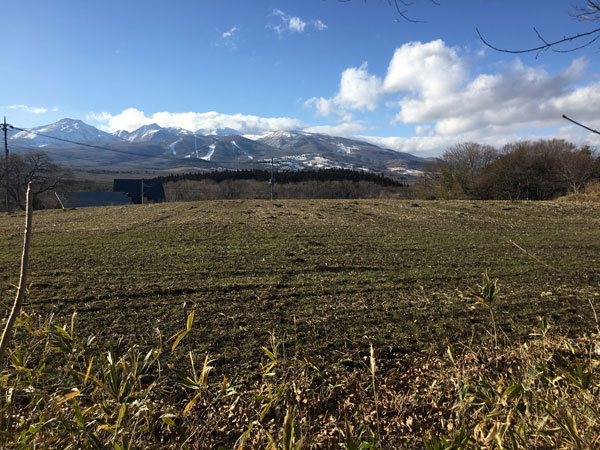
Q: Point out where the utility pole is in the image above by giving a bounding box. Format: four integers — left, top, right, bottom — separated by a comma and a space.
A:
3, 117, 9, 214
141, 179, 144, 204
269, 158, 274, 201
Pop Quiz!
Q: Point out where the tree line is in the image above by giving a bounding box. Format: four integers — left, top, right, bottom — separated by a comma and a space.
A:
159, 168, 406, 187
417, 139, 600, 201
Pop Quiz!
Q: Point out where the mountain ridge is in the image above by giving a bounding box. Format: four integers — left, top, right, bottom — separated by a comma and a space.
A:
8, 118, 426, 176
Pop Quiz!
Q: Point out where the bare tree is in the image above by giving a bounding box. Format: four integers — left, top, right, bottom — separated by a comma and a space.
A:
557, 145, 599, 194
439, 142, 498, 195
414, 142, 498, 199
0, 151, 72, 210
475, 139, 598, 200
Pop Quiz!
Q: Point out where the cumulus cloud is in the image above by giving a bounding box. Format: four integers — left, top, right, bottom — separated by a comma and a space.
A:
288, 16, 306, 33
415, 125, 431, 135
305, 97, 335, 117
89, 108, 305, 134
391, 57, 591, 136
361, 123, 600, 157
304, 121, 367, 137
305, 62, 383, 118
271, 9, 326, 36
337, 63, 383, 111
8, 104, 48, 114
383, 40, 465, 97
305, 39, 600, 154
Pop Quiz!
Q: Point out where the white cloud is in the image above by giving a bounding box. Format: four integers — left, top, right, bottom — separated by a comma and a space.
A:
305, 62, 382, 118
415, 125, 431, 135
304, 97, 334, 117
288, 16, 306, 33
361, 123, 600, 157
390, 57, 590, 136
359, 134, 454, 156
271, 10, 326, 36
216, 26, 240, 49
337, 63, 383, 111
304, 121, 367, 137
8, 104, 48, 114
89, 108, 305, 134
305, 39, 600, 154
222, 26, 238, 39
312, 19, 328, 31
383, 40, 465, 97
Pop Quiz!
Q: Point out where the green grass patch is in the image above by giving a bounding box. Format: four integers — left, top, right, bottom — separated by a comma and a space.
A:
1, 199, 599, 375
1, 199, 600, 447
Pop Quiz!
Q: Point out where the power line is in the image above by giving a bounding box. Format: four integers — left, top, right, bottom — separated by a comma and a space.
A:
9, 125, 167, 159
3, 118, 10, 213
8, 125, 286, 166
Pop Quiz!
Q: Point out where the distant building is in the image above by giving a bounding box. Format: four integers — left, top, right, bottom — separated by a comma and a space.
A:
55, 192, 134, 209
113, 179, 166, 204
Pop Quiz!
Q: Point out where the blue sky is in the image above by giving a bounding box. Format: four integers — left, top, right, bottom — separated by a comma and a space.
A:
2, 0, 600, 155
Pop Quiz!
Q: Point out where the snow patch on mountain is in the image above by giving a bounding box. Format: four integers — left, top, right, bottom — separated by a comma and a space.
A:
169, 138, 183, 155
202, 144, 216, 161
231, 140, 253, 159
336, 143, 359, 155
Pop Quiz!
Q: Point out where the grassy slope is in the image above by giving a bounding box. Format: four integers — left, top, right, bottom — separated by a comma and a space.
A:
1, 200, 599, 377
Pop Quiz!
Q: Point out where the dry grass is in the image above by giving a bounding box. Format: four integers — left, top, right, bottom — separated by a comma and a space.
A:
0, 300, 598, 448
0, 199, 599, 447
557, 180, 600, 203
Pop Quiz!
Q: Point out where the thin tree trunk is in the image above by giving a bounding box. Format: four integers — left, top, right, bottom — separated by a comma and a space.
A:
0, 182, 33, 367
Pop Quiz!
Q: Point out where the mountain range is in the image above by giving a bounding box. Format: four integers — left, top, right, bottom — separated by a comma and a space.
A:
8, 118, 426, 176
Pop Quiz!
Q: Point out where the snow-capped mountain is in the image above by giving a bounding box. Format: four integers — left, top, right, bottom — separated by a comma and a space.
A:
253, 130, 308, 149
180, 134, 277, 161
115, 123, 192, 143
255, 130, 423, 173
8, 118, 426, 175
9, 118, 117, 147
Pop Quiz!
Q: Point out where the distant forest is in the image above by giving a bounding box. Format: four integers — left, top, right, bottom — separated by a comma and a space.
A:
158, 168, 406, 187
159, 169, 410, 201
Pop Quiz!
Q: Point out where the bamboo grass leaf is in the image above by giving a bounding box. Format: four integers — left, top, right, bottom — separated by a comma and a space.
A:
183, 391, 202, 415
57, 389, 81, 405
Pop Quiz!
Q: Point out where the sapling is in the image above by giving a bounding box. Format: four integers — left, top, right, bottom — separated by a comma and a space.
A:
0, 183, 32, 367
472, 271, 499, 368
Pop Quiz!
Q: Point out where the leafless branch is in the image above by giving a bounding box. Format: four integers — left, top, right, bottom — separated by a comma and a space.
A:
562, 114, 600, 135
476, 26, 600, 55
392, 0, 427, 23
533, 27, 550, 46
552, 32, 600, 52
337, 0, 439, 23
572, 0, 600, 21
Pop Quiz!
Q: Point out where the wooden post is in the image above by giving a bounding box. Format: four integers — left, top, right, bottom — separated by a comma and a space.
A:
3, 117, 9, 214
0, 182, 33, 367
